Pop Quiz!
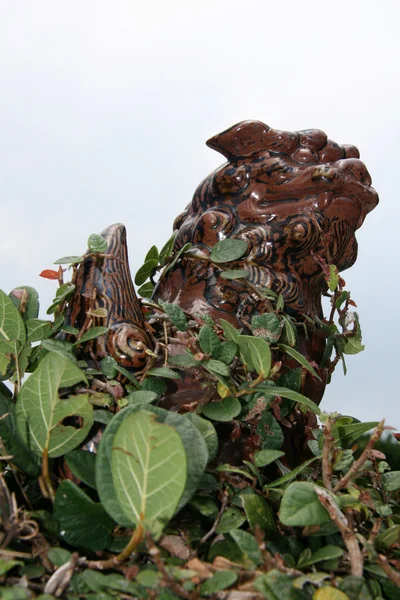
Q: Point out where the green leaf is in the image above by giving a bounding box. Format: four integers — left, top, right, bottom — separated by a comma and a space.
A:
332, 421, 378, 448
252, 313, 282, 343
281, 315, 297, 347
145, 245, 159, 262
313, 588, 349, 599
254, 449, 285, 467
54, 480, 114, 551
54, 255, 83, 265
190, 494, 218, 519
93, 409, 113, 425
255, 385, 321, 415
126, 390, 159, 405
203, 359, 230, 376
265, 456, 319, 489
375, 525, 400, 549
73, 326, 109, 345
135, 569, 162, 589
159, 231, 178, 266
0, 340, 19, 379
16, 352, 92, 458
111, 410, 187, 534
201, 397, 241, 421
257, 412, 284, 449
210, 239, 248, 263
146, 367, 181, 379
9, 286, 39, 321
229, 529, 262, 566
87, 233, 108, 253
298, 545, 343, 568
0, 559, 23, 576
163, 242, 192, 275
65, 450, 97, 489
0, 396, 40, 476
200, 571, 238, 596
0, 289, 25, 343
327, 264, 339, 292
96, 405, 207, 526
238, 335, 271, 377
220, 318, 240, 342
218, 341, 238, 365
141, 376, 167, 395
240, 491, 276, 535
279, 482, 332, 526
343, 337, 365, 355
278, 344, 321, 381
216, 507, 246, 534
26, 319, 52, 343
47, 547, 72, 566
184, 413, 218, 461
135, 259, 159, 286
382, 471, 400, 492
220, 269, 250, 280
101, 356, 118, 379
338, 577, 374, 600
168, 353, 199, 367
254, 569, 309, 599
158, 299, 188, 331
198, 325, 221, 357
137, 282, 155, 298
41, 338, 78, 363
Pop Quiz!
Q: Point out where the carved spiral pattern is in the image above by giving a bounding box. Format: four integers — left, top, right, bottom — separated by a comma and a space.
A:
107, 324, 150, 369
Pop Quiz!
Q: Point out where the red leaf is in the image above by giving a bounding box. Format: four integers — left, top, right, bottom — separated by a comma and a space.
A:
39, 269, 60, 280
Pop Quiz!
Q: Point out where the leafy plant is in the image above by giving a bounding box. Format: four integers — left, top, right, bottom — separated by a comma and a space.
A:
0, 233, 398, 599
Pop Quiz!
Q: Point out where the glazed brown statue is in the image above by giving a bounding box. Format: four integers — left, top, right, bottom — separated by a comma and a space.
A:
63, 120, 378, 464
154, 121, 378, 404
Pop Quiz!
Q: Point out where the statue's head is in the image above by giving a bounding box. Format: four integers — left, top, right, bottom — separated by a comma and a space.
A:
168, 121, 378, 318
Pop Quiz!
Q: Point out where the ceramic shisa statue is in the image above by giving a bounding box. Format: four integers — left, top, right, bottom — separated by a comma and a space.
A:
62, 120, 378, 466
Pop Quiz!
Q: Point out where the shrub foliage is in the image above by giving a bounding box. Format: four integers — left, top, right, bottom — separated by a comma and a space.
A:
0, 233, 399, 599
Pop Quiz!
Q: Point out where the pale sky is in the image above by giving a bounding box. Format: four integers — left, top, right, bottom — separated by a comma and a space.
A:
1, 1, 399, 427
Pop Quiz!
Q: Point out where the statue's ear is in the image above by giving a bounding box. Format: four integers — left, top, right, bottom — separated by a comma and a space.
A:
206, 120, 271, 159
206, 120, 299, 159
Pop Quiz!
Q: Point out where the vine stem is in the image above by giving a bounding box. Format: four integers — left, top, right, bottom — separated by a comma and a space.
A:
85, 523, 144, 570
40, 448, 55, 502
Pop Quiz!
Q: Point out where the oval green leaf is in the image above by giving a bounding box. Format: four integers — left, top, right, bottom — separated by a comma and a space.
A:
54, 480, 114, 551
201, 397, 241, 421
16, 352, 92, 457
111, 410, 187, 534
278, 344, 321, 381
134, 259, 159, 286
210, 239, 248, 263
158, 299, 188, 331
220, 270, 250, 280
87, 233, 108, 253
238, 335, 271, 377
0, 289, 25, 343
279, 482, 332, 526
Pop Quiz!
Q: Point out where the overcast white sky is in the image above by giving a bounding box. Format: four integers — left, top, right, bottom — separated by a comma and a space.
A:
1, 1, 399, 427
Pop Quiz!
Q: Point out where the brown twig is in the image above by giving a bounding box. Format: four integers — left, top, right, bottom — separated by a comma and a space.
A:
333, 420, 385, 493
146, 534, 200, 600
315, 487, 363, 577
368, 517, 383, 545
198, 491, 229, 547
322, 418, 333, 490
377, 554, 400, 587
